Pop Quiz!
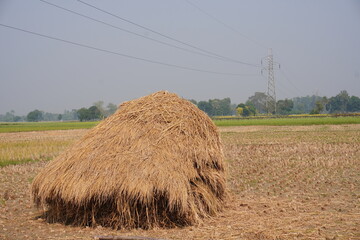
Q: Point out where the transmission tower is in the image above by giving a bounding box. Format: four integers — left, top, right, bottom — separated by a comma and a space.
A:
266, 48, 276, 114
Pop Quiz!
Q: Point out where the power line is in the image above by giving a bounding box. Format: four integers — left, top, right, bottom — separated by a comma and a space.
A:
278, 68, 306, 97
184, 0, 268, 50
0, 23, 259, 76
276, 76, 297, 99
39, 0, 242, 63
261, 64, 304, 99
77, 0, 260, 67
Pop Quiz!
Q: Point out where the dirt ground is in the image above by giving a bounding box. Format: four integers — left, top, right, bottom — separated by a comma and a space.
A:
0, 125, 359, 240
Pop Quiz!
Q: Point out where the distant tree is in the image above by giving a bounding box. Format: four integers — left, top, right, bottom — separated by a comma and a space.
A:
197, 101, 213, 116
93, 101, 106, 117
88, 106, 102, 120
210, 98, 232, 116
2, 111, 15, 122
62, 109, 79, 121
13, 116, 22, 122
42, 112, 59, 121
292, 95, 324, 114
58, 114, 62, 121
106, 103, 118, 116
27, 109, 43, 122
209, 99, 221, 115
230, 103, 238, 114
310, 101, 324, 114
188, 99, 197, 105
276, 99, 294, 115
326, 90, 350, 113
197, 98, 233, 116
246, 103, 256, 116
237, 103, 256, 117
246, 92, 267, 114
310, 97, 328, 114
348, 96, 360, 112
236, 106, 243, 116
237, 103, 249, 116
78, 104, 110, 121
77, 108, 90, 122
0, 110, 24, 122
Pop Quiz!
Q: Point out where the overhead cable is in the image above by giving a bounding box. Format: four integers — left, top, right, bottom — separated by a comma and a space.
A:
77, 0, 260, 67
185, 0, 268, 50
39, 0, 241, 63
278, 68, 306, 96
0, 23, 259, 76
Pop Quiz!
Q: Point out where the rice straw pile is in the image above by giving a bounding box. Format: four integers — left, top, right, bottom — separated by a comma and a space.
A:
31, 91, 226, 229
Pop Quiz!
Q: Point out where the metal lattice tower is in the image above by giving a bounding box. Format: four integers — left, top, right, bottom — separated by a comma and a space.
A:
266, 48, 276, 114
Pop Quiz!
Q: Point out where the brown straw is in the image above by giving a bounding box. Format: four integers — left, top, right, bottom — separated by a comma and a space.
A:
31, 91, 227, 229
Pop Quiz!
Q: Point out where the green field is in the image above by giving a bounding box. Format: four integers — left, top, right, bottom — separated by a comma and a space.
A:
0, 121, 99, 133
214, 116, 360, 126
0, 116, 359, 133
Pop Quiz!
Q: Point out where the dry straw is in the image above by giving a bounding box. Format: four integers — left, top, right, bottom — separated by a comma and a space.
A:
31, 91, 226, 229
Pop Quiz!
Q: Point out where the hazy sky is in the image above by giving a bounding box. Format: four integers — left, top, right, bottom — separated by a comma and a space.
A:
1, 0, 359, 115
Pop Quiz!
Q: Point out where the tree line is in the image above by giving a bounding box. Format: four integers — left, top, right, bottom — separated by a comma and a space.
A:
1, 90, 359, 122
0, 101, 118, 122
189, 98, 237, 117
234, 90, 360, 117
192, 90, 360, 117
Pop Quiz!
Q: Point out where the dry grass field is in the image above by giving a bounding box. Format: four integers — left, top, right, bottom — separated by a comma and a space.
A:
0, 129, 87, 166
0, 125, 359, 239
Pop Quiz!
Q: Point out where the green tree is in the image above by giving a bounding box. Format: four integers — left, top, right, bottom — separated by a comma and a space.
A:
14, 116, 22, 122
293, 95, 323, 114
2, 110, 15, 122
310, 101, 324, 114
0, 110, 24, 122
77, 108, 90, 122
326, 90, 350, 113
237, 103, 256, 116
236, 107, 243, 116
27, 109, 43, 122
93, 101, 106, 117
62, 109, 79, 121
210, 98, 232, 116
246, 92, 267, 114
188, 99, 197, 105
196, 98, 233, 116
42, 112, 59, 121
197, 101, 214, 116
88, 106, 102, 120
348, 96, 360, 112
310, 97, 328, 114
106, 103, 118, 116
276, 99, 294, 115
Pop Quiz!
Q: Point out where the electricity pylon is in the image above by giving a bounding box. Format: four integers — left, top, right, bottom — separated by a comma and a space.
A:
266, 48, 276, 114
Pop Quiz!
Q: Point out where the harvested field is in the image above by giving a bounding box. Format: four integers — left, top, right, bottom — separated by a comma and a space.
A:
0, 129, 87, 167
1, 125, 359, 239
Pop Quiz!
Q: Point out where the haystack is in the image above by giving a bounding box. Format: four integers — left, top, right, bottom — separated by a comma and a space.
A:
31, 91, 226, 229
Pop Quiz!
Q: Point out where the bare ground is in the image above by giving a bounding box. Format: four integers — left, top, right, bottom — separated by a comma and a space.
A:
0, 125, 359, 240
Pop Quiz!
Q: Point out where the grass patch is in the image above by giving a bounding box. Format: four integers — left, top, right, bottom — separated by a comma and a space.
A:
214, 116, 360, 126
1, 117, 359, 132
0, 121, 98, 133
0, 158, 40, 168
0, 130, 85, 167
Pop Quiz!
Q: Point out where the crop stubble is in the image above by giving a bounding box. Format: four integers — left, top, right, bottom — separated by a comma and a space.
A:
0, 125, 359, 239
0, 129, 87, 166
